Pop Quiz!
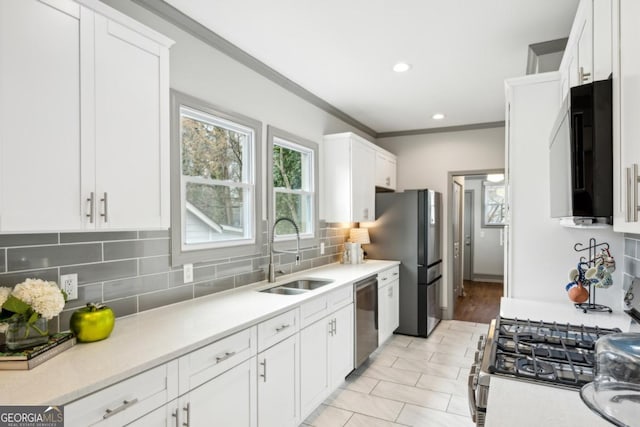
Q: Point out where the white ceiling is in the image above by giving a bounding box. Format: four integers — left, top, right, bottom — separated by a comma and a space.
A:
163, 0, 579, 135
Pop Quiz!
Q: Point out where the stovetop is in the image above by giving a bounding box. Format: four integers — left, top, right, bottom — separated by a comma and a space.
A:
487, 317, 622, 389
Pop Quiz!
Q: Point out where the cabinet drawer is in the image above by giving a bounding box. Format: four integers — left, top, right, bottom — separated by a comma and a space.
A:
300, 295, 330, 328
378, 267, 399, 288
328, 285, 353, 310
258, 308, 299, 352
66, 361, 178, 427
179, 326, 257, 394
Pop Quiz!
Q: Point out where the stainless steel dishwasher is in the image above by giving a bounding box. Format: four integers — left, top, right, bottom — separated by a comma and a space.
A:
354, 275, 378, 368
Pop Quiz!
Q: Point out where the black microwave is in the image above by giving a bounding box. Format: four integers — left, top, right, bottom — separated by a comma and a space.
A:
549, 79, 612, 223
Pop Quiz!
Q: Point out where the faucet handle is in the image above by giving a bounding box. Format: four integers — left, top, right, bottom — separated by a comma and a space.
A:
295, 255, 300, 266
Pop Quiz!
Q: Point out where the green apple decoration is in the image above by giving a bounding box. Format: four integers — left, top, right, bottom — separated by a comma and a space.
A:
70, 303, 115, 342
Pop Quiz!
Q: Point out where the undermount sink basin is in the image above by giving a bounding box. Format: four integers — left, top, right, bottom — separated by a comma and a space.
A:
259, 278, 333, 295
279, 278, 333, 290
260, 286, 309, 295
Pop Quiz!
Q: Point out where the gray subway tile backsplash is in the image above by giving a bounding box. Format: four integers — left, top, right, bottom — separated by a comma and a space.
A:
0, 223, 347, 333
0, 233, 58, 247
61, 260, 138, 285
104, 238, 170, 260
0, 268, 60, 286
60, 231, 138, 244
7, 243, 102, 271
139, 285, 193, 312
103, 272, 169, 301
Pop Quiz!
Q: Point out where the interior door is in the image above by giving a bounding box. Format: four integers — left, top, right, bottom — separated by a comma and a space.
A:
452, 180, 464, 297
463, 190, 474, 280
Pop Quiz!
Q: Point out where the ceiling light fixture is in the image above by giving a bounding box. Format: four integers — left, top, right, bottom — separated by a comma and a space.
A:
393, 62, 411, 73
432, 113, 445, 120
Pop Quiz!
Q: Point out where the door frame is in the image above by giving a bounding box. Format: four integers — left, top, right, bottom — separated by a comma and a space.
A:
445, 168, 505, 320
463, 190, 474, 281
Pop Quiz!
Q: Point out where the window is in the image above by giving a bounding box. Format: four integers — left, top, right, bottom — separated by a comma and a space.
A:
171, 91, 262, 265
267, 127, 318, 242
482, 181, 506, 227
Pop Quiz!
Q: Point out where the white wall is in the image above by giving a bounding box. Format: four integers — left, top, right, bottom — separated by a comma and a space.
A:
102, 0, 369, 222
465, 177, 504, 278
506, 73, 624, 310
377, 127, 505, 312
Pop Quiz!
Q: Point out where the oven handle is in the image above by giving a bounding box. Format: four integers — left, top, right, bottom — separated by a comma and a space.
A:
468, 364, 478, 423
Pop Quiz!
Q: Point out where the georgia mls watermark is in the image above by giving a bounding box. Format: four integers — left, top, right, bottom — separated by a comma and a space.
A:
0, 406, 64, 427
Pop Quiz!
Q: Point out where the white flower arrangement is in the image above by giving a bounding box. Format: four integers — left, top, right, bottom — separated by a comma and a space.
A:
0, 279, 66, 334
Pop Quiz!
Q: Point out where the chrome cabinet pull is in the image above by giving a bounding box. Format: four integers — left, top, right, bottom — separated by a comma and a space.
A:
388, 287, 393, 297
328, 319, 333, 336
100, 192, 108, 223
385, 177, 390, 186
579, 66, 591, 82
172, 409, 179, 427
103, 398, 138, 419
215, 351, 236, 363
363, 208, 369, 220
626, 165, 640, 222
333, 318, 337, 335
275, 323, 290, 333
86, 192, 95, 223
260, 359, 267, 382
182, 403, 190, 427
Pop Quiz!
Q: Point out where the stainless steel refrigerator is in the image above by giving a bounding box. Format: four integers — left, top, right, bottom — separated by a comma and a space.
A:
367, 189, 442, 337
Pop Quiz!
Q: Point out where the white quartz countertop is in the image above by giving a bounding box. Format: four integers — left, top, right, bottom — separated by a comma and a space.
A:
486, 297, 635, 427
0, 260, 399, 405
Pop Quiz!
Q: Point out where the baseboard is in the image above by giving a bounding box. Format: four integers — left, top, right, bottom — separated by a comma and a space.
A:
470, 274, 504, 283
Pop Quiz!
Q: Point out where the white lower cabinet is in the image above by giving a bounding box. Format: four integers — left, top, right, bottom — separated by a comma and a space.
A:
257, 334, 300, 427
65, 361, 178, 426
300, 303, 354, 421
378, 267, 400, 344
125, 399, 178, 426
179, 357, 257, 427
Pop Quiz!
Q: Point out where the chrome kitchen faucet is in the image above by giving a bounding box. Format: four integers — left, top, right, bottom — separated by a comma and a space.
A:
268, 217, 301, 283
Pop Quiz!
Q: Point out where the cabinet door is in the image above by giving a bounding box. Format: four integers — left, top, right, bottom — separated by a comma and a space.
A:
390, 279, 400, 332
93, 14, 169, 229
300, 317, 330, 419
0, 0, 84, 231
329, 303, 354, 389
257, 334, 299, 427
377, 284, 390, 344
186, 357, 257, 427
577, 13, 593, 84
351, 140, 375, 222
387, 157, 397, 190
613, 0, 640, 232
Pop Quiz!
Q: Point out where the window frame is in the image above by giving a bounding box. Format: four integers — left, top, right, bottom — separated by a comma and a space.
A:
481, 180, 506, 228
267, 126, 319, 248
170, 90, 263, 266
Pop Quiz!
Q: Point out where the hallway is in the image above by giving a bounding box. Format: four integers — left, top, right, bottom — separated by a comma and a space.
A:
453, 280, 502, 324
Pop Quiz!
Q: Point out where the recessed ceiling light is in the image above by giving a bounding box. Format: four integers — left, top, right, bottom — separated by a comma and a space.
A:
393, 62, 411, 73
432, 113, 445, 120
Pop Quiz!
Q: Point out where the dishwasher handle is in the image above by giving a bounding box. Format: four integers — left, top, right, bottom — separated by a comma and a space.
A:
354, 275, 378, 291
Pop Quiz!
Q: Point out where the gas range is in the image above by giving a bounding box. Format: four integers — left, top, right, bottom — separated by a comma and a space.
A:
468, 317, 622, 426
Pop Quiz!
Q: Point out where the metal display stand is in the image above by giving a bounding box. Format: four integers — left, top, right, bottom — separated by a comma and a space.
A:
573, 238, 613, 313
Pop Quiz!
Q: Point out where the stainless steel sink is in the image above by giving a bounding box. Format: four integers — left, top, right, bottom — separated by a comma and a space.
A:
259, 278, 333, 295
260, 286, 309, 295
279, 278, 333, 290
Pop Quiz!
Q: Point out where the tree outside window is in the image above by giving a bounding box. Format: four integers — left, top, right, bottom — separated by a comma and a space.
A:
180, 106, 255, 246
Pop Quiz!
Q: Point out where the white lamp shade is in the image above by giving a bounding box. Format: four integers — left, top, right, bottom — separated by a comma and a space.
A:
349, 228, 370, 244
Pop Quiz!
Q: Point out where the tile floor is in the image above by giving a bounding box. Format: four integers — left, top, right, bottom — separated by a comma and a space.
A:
301, 320, 490, 427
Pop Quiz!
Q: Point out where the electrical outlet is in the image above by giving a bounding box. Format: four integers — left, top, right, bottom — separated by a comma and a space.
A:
60, 273, 78, 300
184, 263, 194, 284
320, 242, 325, 255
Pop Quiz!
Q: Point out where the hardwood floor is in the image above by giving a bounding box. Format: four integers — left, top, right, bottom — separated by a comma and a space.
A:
453, 280, 503, 324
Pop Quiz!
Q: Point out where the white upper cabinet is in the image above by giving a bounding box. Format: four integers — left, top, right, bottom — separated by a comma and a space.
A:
612, 0, 640, 232
374, 150, 397, 191
323, 133, 376, 222
0, 0, 83, 231
559, 0, 612, 99
0, 0, 173, 232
